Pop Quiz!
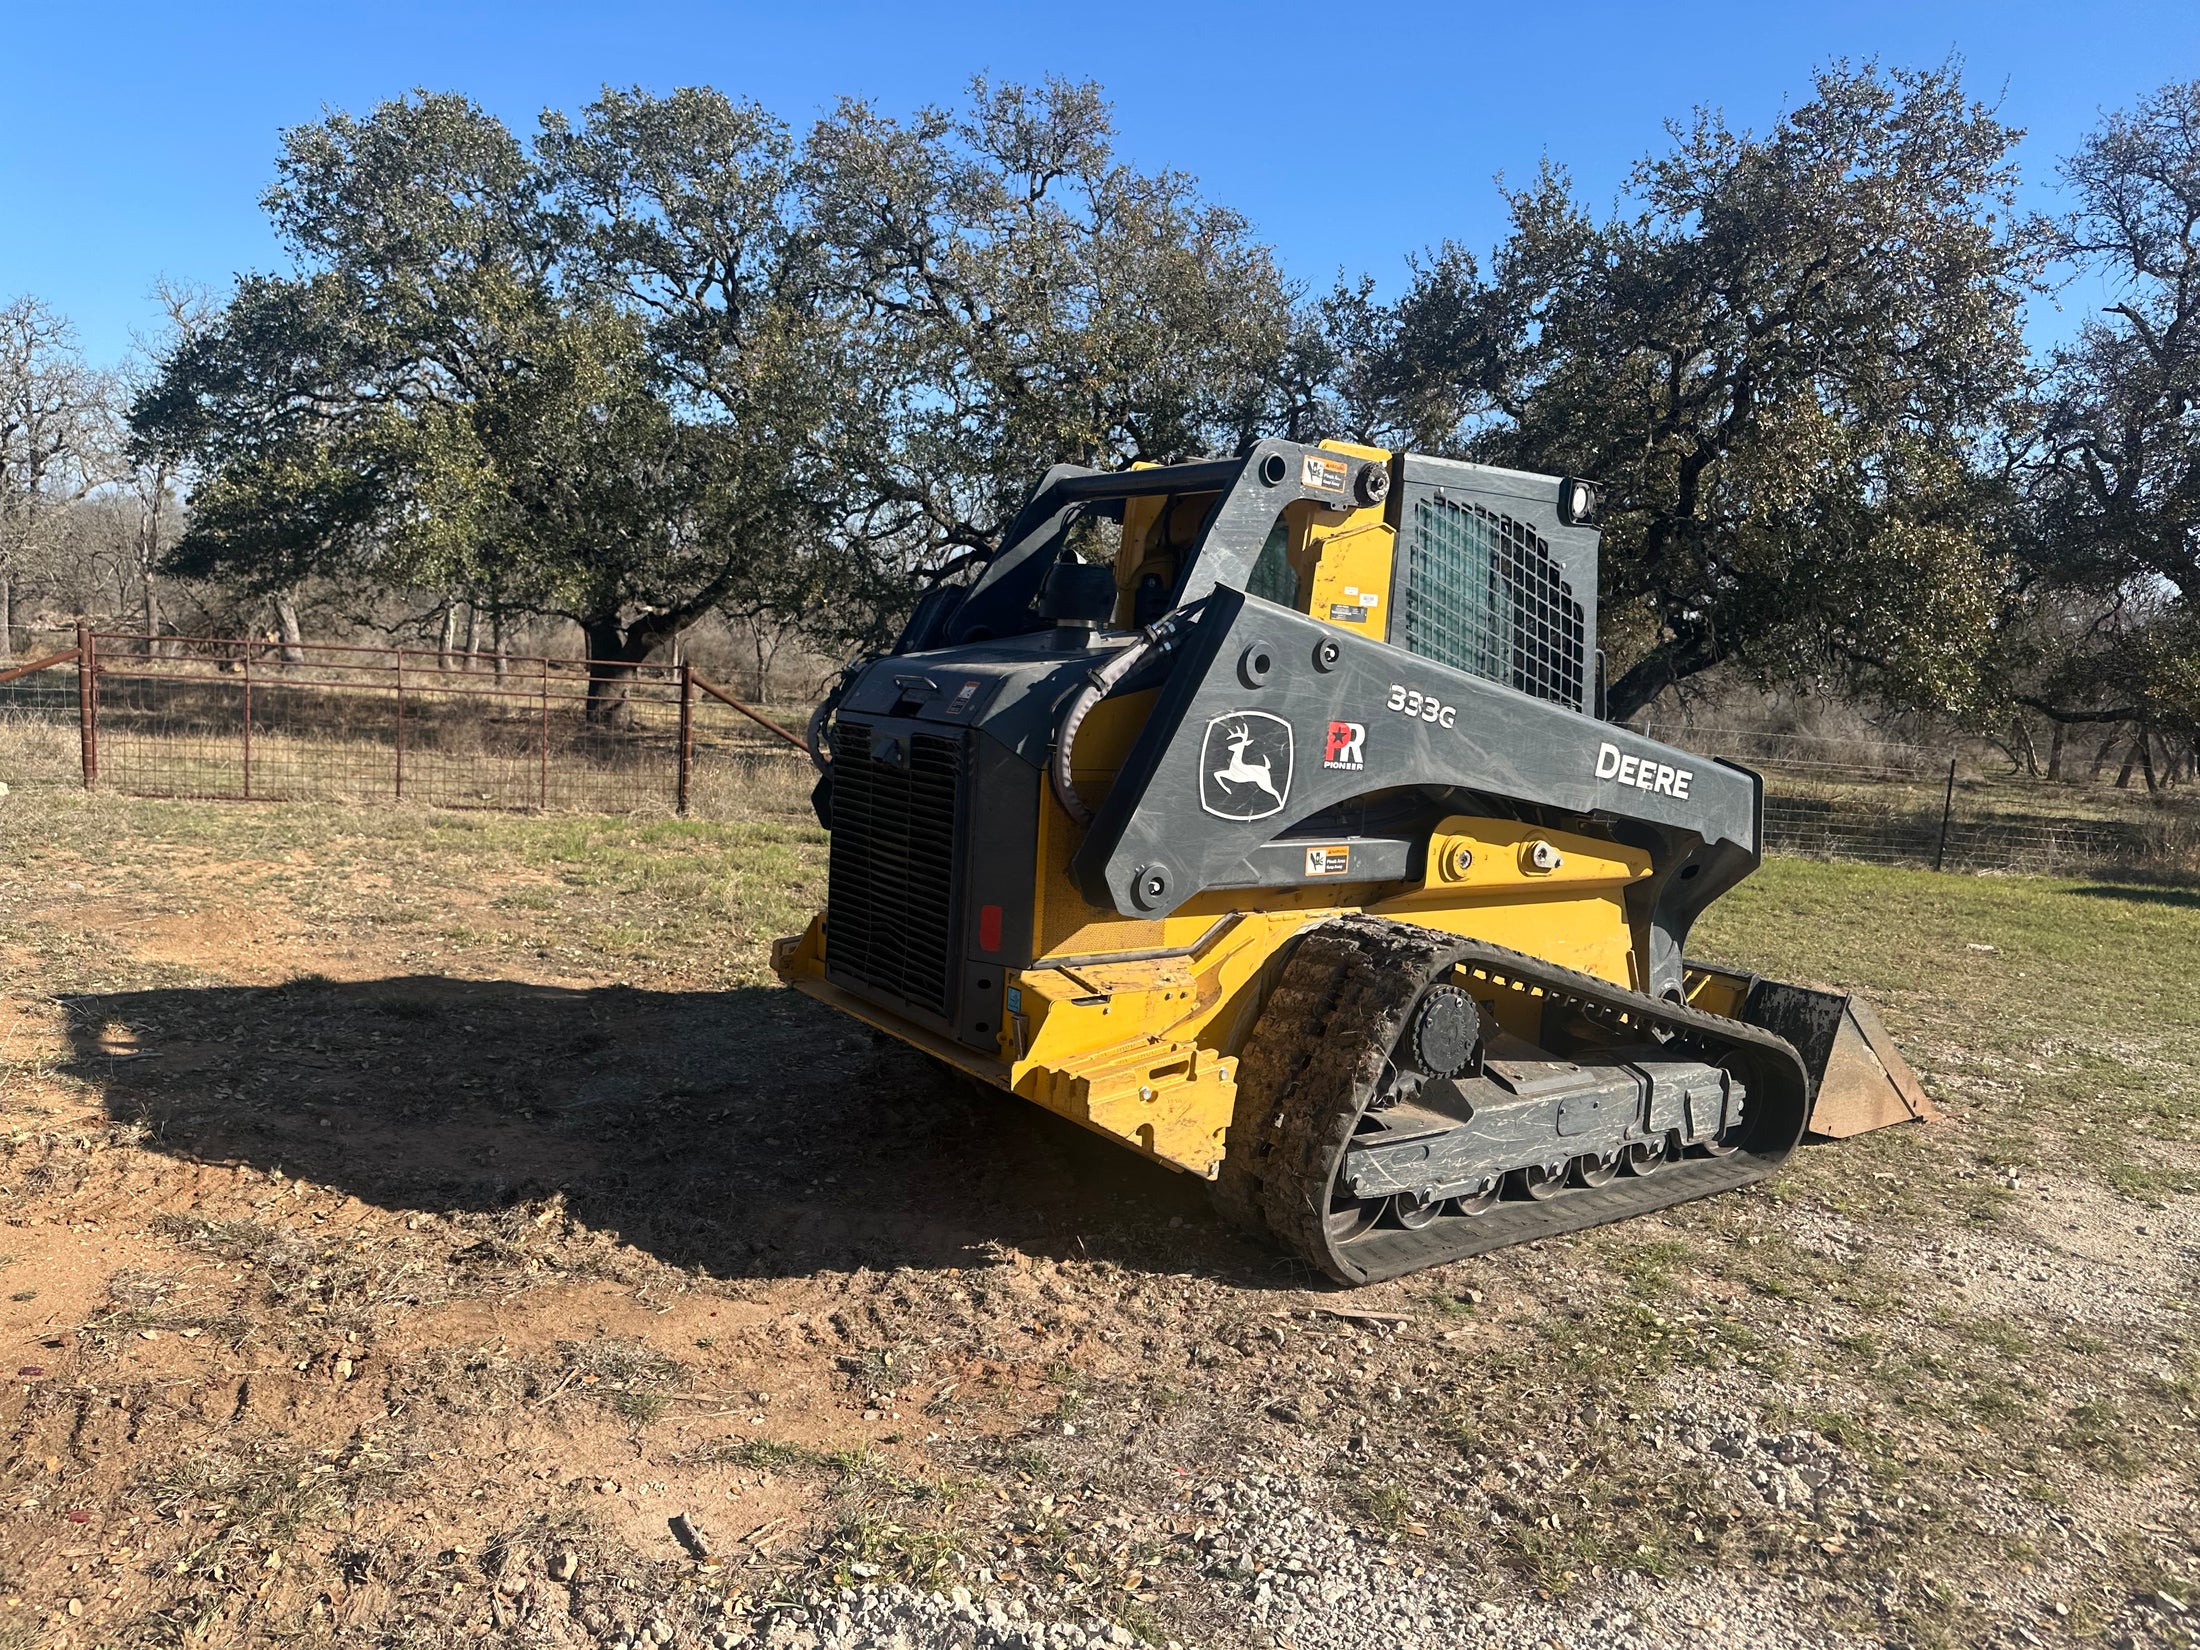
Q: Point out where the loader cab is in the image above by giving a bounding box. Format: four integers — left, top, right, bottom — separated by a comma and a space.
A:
1156, 441, 1604, 719
901, 440, 1601, 724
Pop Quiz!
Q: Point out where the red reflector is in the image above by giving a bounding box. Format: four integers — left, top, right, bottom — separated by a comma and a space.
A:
978, 904, 1003, 951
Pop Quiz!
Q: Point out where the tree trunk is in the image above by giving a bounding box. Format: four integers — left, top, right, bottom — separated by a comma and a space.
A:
437, 606, 458, 672
141, 569, 160, 656
274, 597, 306, 665
0, 565, 13, 663
464, 605, 481, 671
2091, 734, 2120, 781
2116, 740, 2138, 789
2047, 721, 2066, 782
2137, 728, 2160, 794
580, 617, 644, 728
493, 611, 509, 682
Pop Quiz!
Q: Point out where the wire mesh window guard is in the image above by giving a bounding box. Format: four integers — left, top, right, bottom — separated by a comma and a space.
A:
1403, 497, 1586, 708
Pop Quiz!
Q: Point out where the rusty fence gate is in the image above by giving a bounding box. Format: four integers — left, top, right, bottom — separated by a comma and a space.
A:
2, 626, 813, 819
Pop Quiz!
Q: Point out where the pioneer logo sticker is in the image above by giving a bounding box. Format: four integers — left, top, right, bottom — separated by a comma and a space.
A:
1304, 844, 1352, 877
1322, 719, 1366, 771
1200, 711, 1293, 819
1596, 740, 1693, 799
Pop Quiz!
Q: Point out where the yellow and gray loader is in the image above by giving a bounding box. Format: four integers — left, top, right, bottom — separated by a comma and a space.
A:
774, 440, 1933, 1283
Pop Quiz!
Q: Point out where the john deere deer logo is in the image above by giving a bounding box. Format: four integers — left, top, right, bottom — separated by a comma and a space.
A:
1199, 712, 1293, 820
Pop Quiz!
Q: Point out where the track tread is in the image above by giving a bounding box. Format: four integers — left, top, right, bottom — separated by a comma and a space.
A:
1210, 942, 1359, 1239
1226, 915, 1812, 1285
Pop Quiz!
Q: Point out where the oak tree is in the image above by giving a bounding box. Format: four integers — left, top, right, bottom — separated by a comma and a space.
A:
1357, 64, 2039, 723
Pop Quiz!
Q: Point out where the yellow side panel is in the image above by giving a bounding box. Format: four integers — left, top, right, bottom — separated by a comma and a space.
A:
1374, 817, 1651, 990
1003, 910, 1336, 1175
1299, 517, 1396, 642
1036, 688, 1164, 959
1273, 454, 1399, 641
1319, 439, 1395, 463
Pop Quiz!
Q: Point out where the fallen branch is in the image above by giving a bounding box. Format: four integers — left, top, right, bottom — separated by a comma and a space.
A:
1276, 1301, 1419, 1326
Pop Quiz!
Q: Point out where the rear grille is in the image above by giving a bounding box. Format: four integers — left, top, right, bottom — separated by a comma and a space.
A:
825, 719, 965, 1017
1403, 496, 1587, 709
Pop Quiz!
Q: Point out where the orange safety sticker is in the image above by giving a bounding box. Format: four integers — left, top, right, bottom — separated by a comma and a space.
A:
1302, 454, 1349, 493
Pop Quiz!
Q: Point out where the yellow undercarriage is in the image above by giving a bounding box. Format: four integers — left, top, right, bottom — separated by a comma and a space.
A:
772, 806, 1655, 1180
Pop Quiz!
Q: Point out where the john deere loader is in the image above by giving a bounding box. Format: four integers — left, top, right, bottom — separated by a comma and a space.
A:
772, 440, 1932, 1284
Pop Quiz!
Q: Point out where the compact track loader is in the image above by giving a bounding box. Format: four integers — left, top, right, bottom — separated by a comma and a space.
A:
773, 440, 1933, 1283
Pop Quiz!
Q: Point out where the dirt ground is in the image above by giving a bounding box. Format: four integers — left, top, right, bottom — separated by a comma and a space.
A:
0, 785, 2193, 1649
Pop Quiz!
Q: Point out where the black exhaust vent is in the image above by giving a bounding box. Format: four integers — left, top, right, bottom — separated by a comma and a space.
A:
825, 720, 965, 1017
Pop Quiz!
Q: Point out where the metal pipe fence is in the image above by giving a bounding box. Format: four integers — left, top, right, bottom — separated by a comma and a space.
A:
0, 636, 2193, 874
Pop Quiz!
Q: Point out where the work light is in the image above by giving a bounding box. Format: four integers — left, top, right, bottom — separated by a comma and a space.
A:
1559, 477, 1600, 525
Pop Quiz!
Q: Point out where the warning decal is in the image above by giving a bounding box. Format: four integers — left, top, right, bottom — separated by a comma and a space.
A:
1303, 844, 1352, 877
1302, 453, 1349, 493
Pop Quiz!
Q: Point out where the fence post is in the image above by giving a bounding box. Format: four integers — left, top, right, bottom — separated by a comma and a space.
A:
75, 621, 97, 789
1932, 758, 1957, 872
394, 647, 406, 801
676, 662, 694, 817
539, 658, 550, 811
241, 650, 253, 801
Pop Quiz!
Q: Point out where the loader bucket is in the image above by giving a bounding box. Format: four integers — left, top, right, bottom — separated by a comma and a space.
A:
1684, 966, 1937, 1139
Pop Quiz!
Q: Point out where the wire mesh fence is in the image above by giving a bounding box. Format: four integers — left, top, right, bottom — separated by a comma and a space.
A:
0, 632, 816, 821
0, 633, 2194, 874
1632, 719, 2200, 874
1759, 789, 2193, 874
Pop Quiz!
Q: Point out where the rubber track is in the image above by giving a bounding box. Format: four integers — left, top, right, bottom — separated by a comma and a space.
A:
1214, 915, 1812, 1285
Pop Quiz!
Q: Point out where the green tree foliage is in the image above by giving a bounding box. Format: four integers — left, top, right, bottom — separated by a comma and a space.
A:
131, 91, 825, 717
139, 60, 2200, 751
1351, 64, 2039, 722
803, 77, 1298, 591
132, 78, 1302, 681
2016, 79, 2200, 763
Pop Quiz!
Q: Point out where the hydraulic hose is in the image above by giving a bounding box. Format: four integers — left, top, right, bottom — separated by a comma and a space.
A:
1050, 609, 1195, 827
807, 670, 855, 774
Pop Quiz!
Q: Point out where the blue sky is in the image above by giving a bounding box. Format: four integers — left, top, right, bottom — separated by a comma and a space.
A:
4, 0, 2195, 366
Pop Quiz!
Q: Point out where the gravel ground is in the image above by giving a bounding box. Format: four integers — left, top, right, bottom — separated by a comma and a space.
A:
0, 797, 2195, 1649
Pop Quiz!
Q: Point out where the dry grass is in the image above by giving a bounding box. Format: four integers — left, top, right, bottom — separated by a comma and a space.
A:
0, 789, 2190, 1647
0, 685, 819, 824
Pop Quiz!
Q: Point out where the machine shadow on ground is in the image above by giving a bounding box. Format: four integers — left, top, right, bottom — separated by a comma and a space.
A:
2068, 880, 2200, 909
59, 973, 1246, 1286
